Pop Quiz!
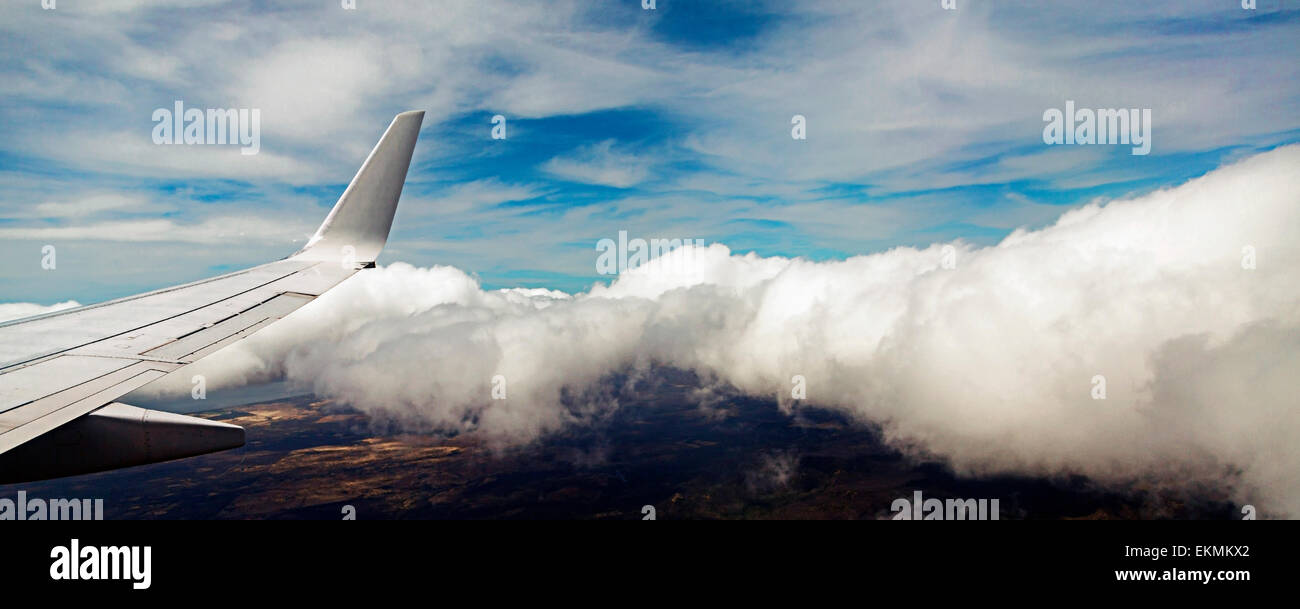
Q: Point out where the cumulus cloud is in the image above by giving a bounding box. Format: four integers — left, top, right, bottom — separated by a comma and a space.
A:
0, 300, 80, 323
130, 146, 1300, 515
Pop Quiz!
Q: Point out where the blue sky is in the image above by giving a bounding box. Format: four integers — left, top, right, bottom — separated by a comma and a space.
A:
1, 0, 1297, 301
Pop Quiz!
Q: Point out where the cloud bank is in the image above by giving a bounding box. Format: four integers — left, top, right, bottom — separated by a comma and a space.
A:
0, 300, 80, 323
119, 145, 1300, 516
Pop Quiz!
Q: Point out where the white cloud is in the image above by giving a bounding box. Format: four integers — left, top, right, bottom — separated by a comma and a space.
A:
542, 140, 653, 188
21, 130, 322, 182
132, 145, 1300, 516
3, 0, 1297, 223
417, 179, 544, 216
21, 193, 158, 219
234, 37, 394, 142
0, 300, 80, 324
0, 214, 310, 245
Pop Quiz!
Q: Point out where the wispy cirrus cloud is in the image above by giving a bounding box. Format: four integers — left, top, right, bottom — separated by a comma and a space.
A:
0, 0, 1296, 300
541, 140, 654, 188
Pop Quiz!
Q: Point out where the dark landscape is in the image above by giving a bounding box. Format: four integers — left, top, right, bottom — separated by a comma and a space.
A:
6, 370, 1238, 520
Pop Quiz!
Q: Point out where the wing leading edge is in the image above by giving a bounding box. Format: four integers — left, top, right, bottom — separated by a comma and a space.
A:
0, 110, 424, 483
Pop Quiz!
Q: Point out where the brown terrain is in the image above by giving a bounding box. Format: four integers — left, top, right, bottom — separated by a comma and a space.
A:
4, 371, 1237, 519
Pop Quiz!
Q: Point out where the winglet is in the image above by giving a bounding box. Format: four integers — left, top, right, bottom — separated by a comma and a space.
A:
292, 110, 424, 264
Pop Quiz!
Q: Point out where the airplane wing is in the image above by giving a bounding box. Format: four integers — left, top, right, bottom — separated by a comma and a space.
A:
0, 110, 424, 483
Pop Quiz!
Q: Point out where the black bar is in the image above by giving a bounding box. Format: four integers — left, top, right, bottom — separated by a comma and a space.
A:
1, 521, 1287, 596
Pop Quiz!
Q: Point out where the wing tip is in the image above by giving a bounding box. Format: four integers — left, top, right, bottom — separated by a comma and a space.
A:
292, 110, 425, 264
